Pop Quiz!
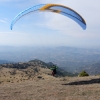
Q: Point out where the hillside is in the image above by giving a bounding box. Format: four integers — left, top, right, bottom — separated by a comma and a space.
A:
0, 74, 100, 100
0, 59, 77, 85
0, 59, 100, 100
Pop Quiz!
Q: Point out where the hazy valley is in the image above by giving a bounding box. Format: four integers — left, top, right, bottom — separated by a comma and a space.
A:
0, 46, 100, 75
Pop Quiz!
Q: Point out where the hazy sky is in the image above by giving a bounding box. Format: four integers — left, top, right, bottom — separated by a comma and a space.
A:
0, 0, 100, 48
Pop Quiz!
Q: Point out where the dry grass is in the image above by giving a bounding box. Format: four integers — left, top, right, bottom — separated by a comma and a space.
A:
0, 67, 100, 100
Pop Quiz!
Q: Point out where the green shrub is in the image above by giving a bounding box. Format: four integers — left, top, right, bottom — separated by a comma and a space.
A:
78, 70, 89, 77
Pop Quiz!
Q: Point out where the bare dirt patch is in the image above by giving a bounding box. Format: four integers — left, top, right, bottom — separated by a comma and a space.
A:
0, 75, 100, 100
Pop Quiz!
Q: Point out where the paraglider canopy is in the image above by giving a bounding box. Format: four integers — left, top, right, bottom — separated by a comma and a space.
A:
10, 4, 86, 30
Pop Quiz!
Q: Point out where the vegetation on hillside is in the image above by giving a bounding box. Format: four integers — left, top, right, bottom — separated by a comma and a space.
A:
78, 70, 89, 77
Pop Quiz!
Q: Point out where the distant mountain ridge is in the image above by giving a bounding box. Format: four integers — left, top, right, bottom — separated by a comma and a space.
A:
0, 60, 13, 64
0, 59, 99, 76
0, 46, 100, 75
0, 59, 77, 77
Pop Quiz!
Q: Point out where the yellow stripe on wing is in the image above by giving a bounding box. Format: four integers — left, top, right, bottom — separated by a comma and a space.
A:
40, 4, 56, 11
40, 4, 61, 13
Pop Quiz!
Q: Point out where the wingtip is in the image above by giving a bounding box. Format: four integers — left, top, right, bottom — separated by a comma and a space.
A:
10, 26, 12, 30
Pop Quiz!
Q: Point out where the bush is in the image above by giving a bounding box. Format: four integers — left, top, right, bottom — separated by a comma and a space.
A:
78, 70, 89, 77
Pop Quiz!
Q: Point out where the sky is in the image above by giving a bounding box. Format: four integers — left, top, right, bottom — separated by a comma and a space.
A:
0, 0, 100, 48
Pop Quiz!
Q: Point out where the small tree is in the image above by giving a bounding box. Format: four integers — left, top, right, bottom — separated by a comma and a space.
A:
78, 70, 89, 77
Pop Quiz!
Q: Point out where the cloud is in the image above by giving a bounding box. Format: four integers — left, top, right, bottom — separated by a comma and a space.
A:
33, 0, 100, 38
0, 19, 7, 23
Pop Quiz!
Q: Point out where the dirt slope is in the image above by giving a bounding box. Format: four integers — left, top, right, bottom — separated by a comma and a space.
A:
0, 75, 100, 100
0, 63, 100, 100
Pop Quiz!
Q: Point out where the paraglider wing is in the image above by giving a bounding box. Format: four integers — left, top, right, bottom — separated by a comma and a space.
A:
10, 4, 86, 30
10, 4, 46, 30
